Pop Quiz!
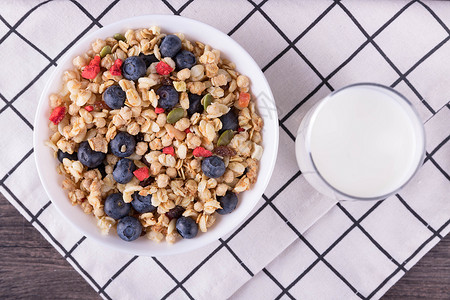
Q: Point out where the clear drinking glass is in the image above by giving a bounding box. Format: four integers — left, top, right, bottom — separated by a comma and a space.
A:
295, 83, 425, 201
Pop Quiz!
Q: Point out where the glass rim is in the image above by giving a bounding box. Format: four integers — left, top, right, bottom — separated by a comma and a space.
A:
304, 82, 426, 201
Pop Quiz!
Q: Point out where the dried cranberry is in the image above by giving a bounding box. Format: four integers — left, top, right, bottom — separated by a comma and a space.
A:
139, 176, 154, 187
166, 205, 185, 220
93, 101, 109, 111
212, 146, 236, 157
160, 77, 173, 86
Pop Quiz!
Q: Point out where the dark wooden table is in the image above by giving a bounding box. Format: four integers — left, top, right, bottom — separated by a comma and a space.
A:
0, 193, 448, 299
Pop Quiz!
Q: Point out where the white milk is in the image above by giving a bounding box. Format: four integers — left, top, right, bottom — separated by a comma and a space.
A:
307, 85, 424, 198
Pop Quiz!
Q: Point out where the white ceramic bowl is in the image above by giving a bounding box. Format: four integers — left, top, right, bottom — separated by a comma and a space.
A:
34, 15, 278, 256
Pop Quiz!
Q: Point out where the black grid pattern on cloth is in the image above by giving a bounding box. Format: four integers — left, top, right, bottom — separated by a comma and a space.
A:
0, 0, 448, 299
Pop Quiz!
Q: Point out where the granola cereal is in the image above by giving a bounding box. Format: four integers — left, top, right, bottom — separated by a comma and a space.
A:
47, 27, 263, 243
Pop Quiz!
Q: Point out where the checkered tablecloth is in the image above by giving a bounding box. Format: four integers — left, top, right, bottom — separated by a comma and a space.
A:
1, 1, 449, 299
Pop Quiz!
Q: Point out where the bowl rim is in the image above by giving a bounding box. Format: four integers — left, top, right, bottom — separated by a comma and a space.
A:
33, 14, 279, 256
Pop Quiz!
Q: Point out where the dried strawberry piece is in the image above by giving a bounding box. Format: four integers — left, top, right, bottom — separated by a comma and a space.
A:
237, 127, 245, 132
156, 61, 173, 75
193, 147, 213, 158
49, 106, 66, 125
81, 55, 101, 79
163, 146, 175, 156
184, 128, 191, 134
109, 59, 123, 76
84, 105, 93, 112
213, 146, 236, 157
133, 167, 149, 181
155, 107, 165, 114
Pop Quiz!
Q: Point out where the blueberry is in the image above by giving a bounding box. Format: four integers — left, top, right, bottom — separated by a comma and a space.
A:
113, 158, 136, 184
139, 53, 158, 68
57, 150, 77, 163
103, 85, 126, 109
110, 131, 136, 158
117, 216, 142, 242
166, 205, 185, 220
216, 191, 239, 215
122, 56, 147, 80
104, 193, 131, 220
187, 93, 203, 116
176, 216, 198, 239
156, 85, 179, 110
159, 35, 182, 58
131, 191, 156, 213
77, 141, 106, 168
219, 110, 239, 132
201, 156, 226, 178
175, 50, 196, 70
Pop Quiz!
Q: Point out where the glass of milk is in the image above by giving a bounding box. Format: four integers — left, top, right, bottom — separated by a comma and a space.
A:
295, 83, 425, 201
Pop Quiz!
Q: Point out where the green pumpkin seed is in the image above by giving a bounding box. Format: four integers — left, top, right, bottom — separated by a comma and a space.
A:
217, 130, 234, 146
113, 33, 126, 41
100, 45, 111, 58
167, 108, 185, 124
202, 93, 212, 111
